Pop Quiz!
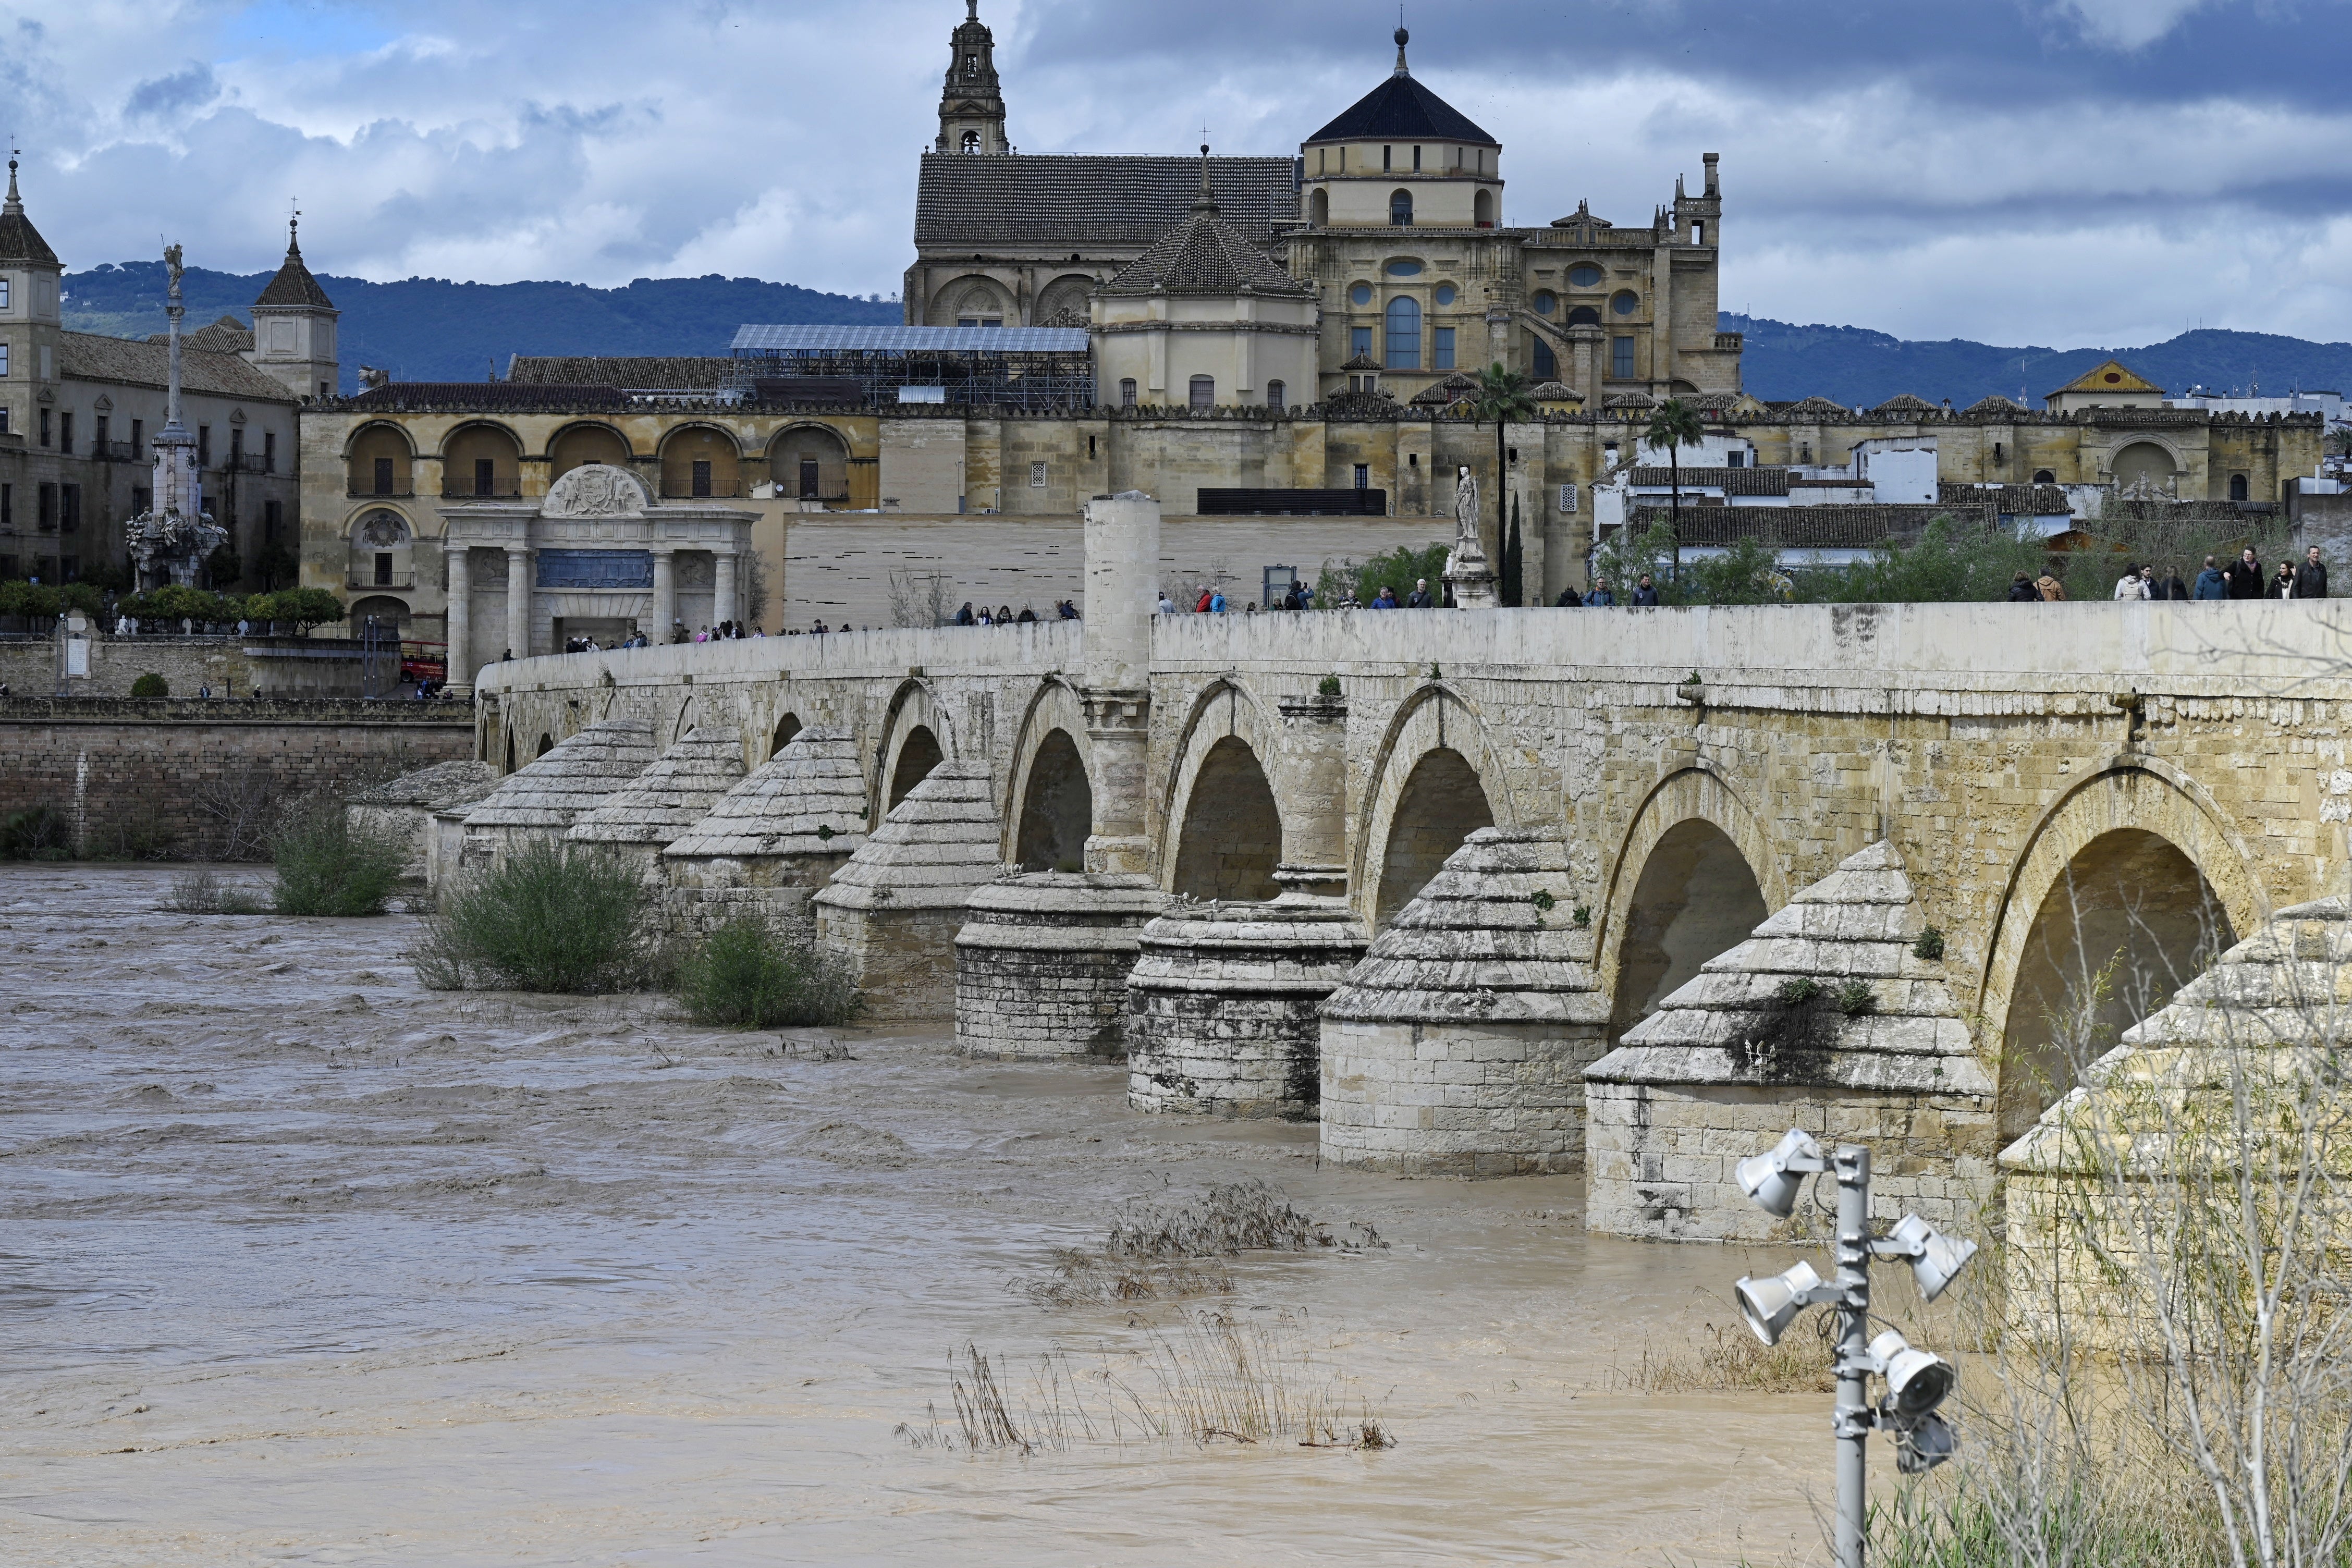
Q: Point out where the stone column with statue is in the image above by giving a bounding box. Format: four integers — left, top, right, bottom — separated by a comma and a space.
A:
124, 243, 227, 589
1444, 465, 1499, 608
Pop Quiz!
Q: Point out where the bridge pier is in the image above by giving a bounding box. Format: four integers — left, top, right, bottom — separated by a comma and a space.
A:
661, 725, 868, 941
447, 717, 657, 875
566, 726, 746, 884
815, 760, 1002, 1026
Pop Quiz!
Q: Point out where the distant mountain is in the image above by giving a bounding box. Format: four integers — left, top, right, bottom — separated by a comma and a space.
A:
58, 262, 2352, 411
60, 264, 902, 393
1725, 314, 2352, 411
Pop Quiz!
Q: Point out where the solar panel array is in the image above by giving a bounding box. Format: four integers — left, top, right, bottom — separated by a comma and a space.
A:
730, 324, 1091, 354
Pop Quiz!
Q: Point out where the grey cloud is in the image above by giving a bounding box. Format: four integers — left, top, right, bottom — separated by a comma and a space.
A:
124, 65, 220, 122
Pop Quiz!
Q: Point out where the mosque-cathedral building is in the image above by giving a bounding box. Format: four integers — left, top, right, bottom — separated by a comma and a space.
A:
271, 3, 2321, 667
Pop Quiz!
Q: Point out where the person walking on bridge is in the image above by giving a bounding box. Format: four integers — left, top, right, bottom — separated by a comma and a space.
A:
2295, 545, 2330, 598
2226, 546, 2264, 599
2005, 571, 2040, 602
2194, 556, 2228, 599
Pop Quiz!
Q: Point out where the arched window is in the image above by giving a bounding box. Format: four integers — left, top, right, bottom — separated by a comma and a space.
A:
1384, 295, 1421, 371
1266, 380, 1286, 410
961, 130, 979, 154
1566, 305, 1601, 326
1189, 375, 1215, 410
1389, 189, 1414, 227
1308, 188, 1329, 226
1532, 336, 1557, 381
2230, 472, 2249, 501
1119, 378, 1138, 408
1474, 189, 1495, 227
2033, 469, 2055, 484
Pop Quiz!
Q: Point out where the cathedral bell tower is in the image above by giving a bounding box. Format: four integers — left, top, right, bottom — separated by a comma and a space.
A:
935, 1, 1009, 154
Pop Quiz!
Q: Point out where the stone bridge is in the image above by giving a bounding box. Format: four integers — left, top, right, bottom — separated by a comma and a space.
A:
460, 497, 2352, 1236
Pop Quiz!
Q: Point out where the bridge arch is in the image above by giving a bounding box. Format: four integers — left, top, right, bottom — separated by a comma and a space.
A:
1162, 678, 1283, 901
1355, 682, 1518, 929
1005, 678, 1096, 871
876, 678, 956, 821
1597, 763, 1785, 1043
1979, 761, 2264, 1143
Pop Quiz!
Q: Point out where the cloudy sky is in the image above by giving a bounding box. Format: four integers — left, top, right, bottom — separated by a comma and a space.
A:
4, 0, 2348, 347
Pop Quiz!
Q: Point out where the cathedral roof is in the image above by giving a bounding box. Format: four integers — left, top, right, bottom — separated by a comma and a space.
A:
914, 153, 1297, 248
58, 330, 295, 402
253, 219, 336, 310
0, 156, 59, 267
2046, 357, 2163, 400
1098, 156, 1316, 299
1305, 30, 1499, 147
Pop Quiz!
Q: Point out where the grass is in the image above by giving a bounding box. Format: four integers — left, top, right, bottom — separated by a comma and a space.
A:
161, 868, 268, 915
1612, 1314, 1838, 1395
1021, 1179, 1383, 1307
270, 801, 406, 916
896, 1312, 1396, 1455
411, 838, 657, 994
670, 913, 862, 1028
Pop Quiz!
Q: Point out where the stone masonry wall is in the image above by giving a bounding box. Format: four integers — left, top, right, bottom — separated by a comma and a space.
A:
0, 634, 365, 700
1321, 1019, 1609, 1178
0, 700, 473, 859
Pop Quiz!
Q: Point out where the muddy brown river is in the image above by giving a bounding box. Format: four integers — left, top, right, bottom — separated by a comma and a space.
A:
0, 866, 1854, 1565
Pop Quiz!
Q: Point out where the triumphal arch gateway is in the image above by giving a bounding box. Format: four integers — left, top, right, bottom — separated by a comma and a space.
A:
446, 492, 2352, 1246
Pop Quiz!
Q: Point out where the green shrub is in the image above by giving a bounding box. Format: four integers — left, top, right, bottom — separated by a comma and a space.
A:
270, 801, 406, 916
1, 804, 71, 861
130, 672, 169, 698
1913, 926, 1945, 960
163, 868, 266, 915
412, 838, 655, 993
1834, 978, 1878, 1016
1775, 976, 1822, 1006
672, 914, 862, 1028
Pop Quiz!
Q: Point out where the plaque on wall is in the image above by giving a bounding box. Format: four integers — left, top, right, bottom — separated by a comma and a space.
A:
536, 548, 655, 589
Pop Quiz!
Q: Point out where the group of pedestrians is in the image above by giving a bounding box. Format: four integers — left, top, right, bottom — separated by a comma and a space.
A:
1554, 573, 1663, 607
955, 601, 1079, 625
2014, 546, 2331, 603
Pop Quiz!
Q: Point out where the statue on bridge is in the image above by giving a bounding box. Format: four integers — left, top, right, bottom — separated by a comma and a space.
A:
1444, 466, 1499, 609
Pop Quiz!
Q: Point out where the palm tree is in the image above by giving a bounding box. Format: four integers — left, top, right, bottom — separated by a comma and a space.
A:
1644, 396, 1705, 579
1471, 363, 1537, 597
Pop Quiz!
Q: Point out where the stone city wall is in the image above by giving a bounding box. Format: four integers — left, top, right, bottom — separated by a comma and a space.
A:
0, 699, 474, 858
0, 634, 365, 700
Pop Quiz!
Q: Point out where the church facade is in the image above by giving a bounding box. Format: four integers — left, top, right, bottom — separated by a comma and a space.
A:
906, 9, 1741, 407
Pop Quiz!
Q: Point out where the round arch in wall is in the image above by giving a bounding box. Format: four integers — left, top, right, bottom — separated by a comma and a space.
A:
1352, 683, 1520, 929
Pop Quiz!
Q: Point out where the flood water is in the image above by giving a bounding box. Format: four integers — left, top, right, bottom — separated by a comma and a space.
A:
0, 867, 1841, 1565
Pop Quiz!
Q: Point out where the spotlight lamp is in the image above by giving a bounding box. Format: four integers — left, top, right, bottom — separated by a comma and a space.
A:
1734, 1125, 1827, 1218
1724, 1134, 1978, 1568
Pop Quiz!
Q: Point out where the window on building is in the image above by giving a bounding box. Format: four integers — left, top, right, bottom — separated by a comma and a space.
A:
1802, 444, 1815, 465
1431, 329, 1454, 371
2230, 472, 2250, 501
1728, 450, 1745, 469
474, 457, 495, 497
1532, 336, 1556, 380
264, 499, 282, 542
375, 553, 394, 586
0, 279, 8, 309
130, 418, 141, 451
1569, 263, 1604, 288
799, 459, 819, 498
39, 408, 50, 447
264, 431, 276, 473
95, 414, 108, 451
1612, 336, 1635, 379
132, 486, 149, 514
59, 484, 78, 533
1119, 378, 1137, 408
1567, 305, 1600, 326
1350, 325, 1373, 359
1, 484, 9, 529
38, 482, 55, 530
1266, 380, 1286, 409
1384, 295, 1420, 370
1992, 441, 2003, 464
0, 409, 8, 433
1412, 144, 1422, 172
961, 130, 980, 154
956, 314, 1002, 328
59, 555, 77, 582
318, 381, 330, 399
1349, 281, 1373, 307
374, 457, 395, 495
1353, 464, 1369, 489
1383, 144, 1392, 172
1189, 375, 1215, 410
692, 459, 713, 498
1434, 283, 1456, 306
0, 557, 12, 579
58, 411, 72, 454
198, 425, 211, 467
0, 344, 8, 377
1030, 460, 1048, 488
2032, 468, 2054, 483
1611, 290, 1640, 316
1533, 290, 1557, 316
230, 427, 243, 470
1389, 189, 1413, 226
1692, 220, 1705, 245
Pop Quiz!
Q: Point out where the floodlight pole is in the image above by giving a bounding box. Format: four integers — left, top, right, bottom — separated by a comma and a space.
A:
1830, 1144, 1872, 1568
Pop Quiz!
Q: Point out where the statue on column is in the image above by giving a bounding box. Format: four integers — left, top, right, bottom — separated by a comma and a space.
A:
123, 241, 226, 589
1443, 466, 1499, 609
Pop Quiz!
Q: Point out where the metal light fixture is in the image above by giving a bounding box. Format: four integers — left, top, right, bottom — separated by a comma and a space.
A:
1734, 1125, 1826, 1218
1734, 1259, 1826, 1346
1725, 1133, 1978, 1568
1879, 1212, 1979, 1302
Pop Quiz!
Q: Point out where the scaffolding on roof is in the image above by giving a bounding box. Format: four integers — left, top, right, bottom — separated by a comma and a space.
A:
728, 324, 1096, 411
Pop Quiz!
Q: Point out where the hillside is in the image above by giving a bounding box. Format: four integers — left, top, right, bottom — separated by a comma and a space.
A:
58, 261, 2352, 410
1724, 314, 2352, 410
60, 265, 901, 392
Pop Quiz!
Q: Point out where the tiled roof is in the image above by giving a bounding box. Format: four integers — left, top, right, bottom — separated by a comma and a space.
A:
1306, 42, 1499, 144
1631, 464, 1792, 497
180, 315, 254, 355
1939, 482, 2074, 514
1528, 380, 1583, 400
1782, 395, 1849, 417
1870, 393, 1940, 414
914, 153, 1298, 248
57, 330, 296, 402
1962, 394, 2027, 415
1631, 501, 1995, 547
1602, 391, 1657, 410
508, 356, 740, 389
1098, 174, 1316, 298
253, 227, 336, 310
342, 382, 631, 411
1408, 371, 1480, 406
